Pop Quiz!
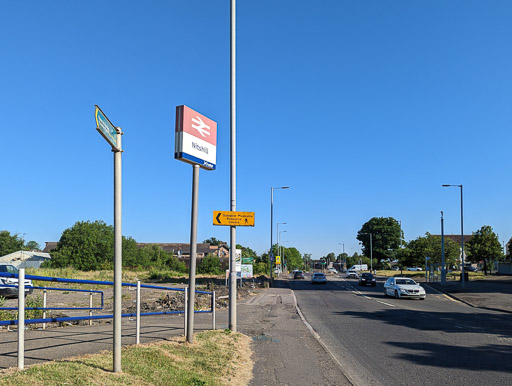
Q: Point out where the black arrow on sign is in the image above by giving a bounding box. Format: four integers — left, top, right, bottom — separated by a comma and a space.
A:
216, 213, 222, 224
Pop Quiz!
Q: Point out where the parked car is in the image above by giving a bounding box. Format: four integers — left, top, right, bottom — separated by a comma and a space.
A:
346, 270, 358, 278
465, 266, 477, 272
406, 267, 422, 271
359, 272, 376, 287
294, 271, 305, 279
328, 267, 338, 274
0, 264, 33, 298
383, 277, 426, 299
311, 273, 327, 284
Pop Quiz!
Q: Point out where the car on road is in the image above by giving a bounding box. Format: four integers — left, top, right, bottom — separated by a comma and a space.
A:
359, 272, 376, 287
311, 273, 327, 284
328, 267, 338, 274
346, 270, 358, 278
0, 264, 33, 298
383, 277, 426, 299
406, 267, 422, 271
294, 271, 305, 279
465, 266, 478, 272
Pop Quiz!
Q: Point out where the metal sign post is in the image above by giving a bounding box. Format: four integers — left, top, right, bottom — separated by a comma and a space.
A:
186, 164, 200, 343
95, 106, 123, 372
175, 105, 217, 343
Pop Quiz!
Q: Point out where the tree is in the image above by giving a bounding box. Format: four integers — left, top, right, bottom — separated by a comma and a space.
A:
50, 221, 115, 270
466, 225, 503, 275
203, 237, 224, 246
25, 241, 41, 251
400, 233, 460, 269
236, 244, 258, 259
284, 247, 302, 270
198, 255, 222, 275
357, 217, 401, 268
0, 231, 25, 256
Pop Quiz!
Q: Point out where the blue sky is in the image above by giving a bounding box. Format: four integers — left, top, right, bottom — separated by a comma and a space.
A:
2, 1, 512, 259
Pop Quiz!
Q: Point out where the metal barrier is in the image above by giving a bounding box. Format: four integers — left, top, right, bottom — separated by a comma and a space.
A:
0, 270, 216, 370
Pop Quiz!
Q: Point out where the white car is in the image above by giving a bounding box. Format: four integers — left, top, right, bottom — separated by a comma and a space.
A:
346, 270, 358, 278
0, 264, 33, 298
384, 277, 426, 300
406, 267, 422, 271
328, 267, 338, 274
311, 273, 327, 284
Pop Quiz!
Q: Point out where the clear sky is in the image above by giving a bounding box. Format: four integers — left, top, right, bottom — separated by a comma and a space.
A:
2, 1, 512, 259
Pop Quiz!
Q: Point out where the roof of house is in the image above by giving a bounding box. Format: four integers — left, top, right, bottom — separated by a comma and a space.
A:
43, 242, 58, 253
432, 234, 474, 244
0, 251, 51, 263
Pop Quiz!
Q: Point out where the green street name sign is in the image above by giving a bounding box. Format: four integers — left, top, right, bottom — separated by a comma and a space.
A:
95, 105, 119, 150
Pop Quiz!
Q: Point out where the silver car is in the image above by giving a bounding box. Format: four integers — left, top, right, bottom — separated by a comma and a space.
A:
384, 277, 426, 300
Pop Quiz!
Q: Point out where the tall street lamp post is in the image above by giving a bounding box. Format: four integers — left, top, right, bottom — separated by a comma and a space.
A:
270, 186, 289, 285
442, 184, 465, 288
362, 233, 373, 272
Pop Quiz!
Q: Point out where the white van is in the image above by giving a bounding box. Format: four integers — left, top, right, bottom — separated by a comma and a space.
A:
0, 264, 33, 298
348, 264, 368, 271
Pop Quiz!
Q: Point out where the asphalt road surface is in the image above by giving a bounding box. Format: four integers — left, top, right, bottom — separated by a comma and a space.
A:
290, 273, 512, 386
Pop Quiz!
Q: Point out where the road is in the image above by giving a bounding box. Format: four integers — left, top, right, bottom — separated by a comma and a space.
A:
290, 273, 512, 385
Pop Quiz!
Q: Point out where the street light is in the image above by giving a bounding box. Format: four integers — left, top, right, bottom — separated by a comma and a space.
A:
442, 184, 465, 287
338, 243, 345, 271
270, 186, 289, 284
278, 228, 287, 272
361, 233, 373, 272
277, 222, 286, 269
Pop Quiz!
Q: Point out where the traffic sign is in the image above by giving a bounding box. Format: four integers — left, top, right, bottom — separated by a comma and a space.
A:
213, 211, 255, 226
175, 105, 217, 170
95, 105, 119, 150
276, 256, 281, 264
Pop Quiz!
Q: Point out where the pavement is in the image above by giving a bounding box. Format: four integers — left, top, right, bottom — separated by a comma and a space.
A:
426, 275, 512, 313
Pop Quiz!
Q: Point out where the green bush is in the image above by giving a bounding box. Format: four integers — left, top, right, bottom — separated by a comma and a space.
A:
197, 255, 222, 275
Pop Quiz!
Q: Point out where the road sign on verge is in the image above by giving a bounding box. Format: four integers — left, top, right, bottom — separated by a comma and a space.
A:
276, 256, 281, 265
95, 105, 120, 150
213, 211, 255, 226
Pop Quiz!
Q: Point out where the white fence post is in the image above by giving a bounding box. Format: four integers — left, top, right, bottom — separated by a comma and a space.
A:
136, 281, 141, 344
17, 268, 25, 370
184, 287, 188, 338
42, 288, 47, 330
89, 291, 93, 326
212, 291, 216, 330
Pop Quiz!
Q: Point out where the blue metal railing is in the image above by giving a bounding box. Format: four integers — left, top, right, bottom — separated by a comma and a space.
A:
0, 272, 213, 326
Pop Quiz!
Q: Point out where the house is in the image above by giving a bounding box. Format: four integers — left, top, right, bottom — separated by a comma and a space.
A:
0, 251, 51, 269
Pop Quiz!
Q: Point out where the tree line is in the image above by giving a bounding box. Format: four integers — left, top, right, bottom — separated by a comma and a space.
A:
320, 217, 506, 274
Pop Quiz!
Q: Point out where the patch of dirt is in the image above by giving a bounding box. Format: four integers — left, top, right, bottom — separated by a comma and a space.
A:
0, 275, 269, 331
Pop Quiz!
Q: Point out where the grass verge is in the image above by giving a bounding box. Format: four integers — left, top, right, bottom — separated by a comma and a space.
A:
0, 330, 253, 386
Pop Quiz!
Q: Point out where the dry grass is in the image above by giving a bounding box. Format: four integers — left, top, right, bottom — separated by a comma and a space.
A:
0, 330, 253, 386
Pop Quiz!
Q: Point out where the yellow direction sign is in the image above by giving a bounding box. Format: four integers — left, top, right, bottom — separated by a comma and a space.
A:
276, 256, 281, 264
213, 211, 255, 226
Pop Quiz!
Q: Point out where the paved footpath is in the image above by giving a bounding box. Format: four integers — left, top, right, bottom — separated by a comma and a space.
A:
0, 287, 351, 386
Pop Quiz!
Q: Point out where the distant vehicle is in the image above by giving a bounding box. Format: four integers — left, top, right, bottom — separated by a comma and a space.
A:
465, 266, 477, 272
383, 277, 426, 300
294, 271, 305, 279
311, 273, 327, 284
406, 267, 422, 271
346, 270, 358, 278
348, 264, 368, 271
0, 264, 33, 298
391, 266, 400, 271
328, 267, 338, 274
359, 272, 376, 287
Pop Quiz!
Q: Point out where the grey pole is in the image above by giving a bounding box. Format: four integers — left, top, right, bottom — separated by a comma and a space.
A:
136, 280, 141, 344
370, 233, 373, 272
229, 0, 238, 333
442, 184, 464, 287
89, 291, 93, 326
460, 185, 465, 287
187, 164, 200, 343
113, 129, 123, 372
17, 268, 25, 370
270, 187, 274, 284
441, 211, 446, 285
